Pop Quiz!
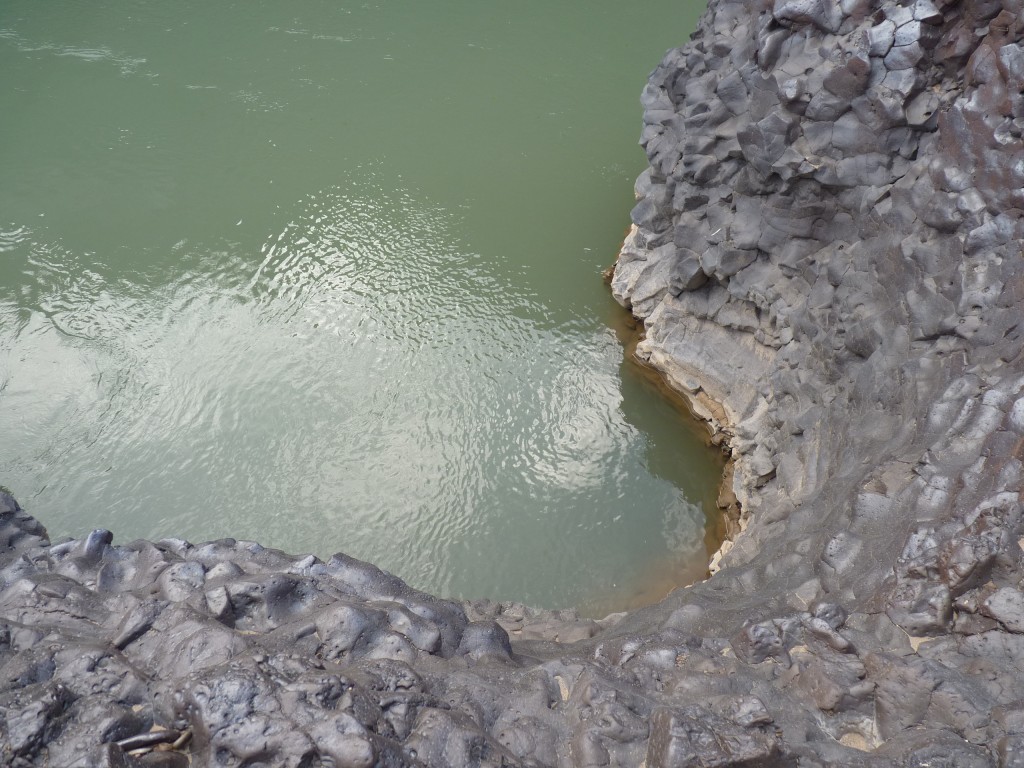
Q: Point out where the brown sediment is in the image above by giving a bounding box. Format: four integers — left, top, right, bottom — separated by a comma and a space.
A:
605, 293, 743, 589
578, 544, 712, 618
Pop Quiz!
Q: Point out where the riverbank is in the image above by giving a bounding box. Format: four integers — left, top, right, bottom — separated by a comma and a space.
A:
604, 298, 743, 571
3, 0, 1024, 765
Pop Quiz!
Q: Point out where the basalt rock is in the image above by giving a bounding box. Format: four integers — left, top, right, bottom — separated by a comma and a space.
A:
4, 0, 1024, 765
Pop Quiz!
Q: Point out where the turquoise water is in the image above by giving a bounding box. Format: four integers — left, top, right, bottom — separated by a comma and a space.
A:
0, 0, 715, 614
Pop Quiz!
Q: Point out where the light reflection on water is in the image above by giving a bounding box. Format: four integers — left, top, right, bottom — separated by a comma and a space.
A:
0, 0, 717, 614
1, 184, 718, 612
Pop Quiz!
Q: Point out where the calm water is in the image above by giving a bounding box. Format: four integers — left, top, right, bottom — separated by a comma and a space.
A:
0, 0, 716, 614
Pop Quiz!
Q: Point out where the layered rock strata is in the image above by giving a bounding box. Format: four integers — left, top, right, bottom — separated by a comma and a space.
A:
4, 0, 1024, 765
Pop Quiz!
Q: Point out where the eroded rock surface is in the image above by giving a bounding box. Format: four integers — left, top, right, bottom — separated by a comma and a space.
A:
4, 0, 1024, 765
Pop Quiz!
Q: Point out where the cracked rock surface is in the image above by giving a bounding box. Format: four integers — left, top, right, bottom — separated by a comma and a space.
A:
4, 0, 1024, 765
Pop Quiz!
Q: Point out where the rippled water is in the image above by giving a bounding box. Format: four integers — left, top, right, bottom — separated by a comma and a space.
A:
0, 0, 715, 614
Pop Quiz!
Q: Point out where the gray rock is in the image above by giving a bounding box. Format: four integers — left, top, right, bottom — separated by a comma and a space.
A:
894, 20, 923, 48
669, 250, 708, 293
646, 706, 783, 768
823, 53, 871, 99
772, 0, 843, 33
982, 588, 1024, 633
884, 40, 925, 69
907, 89, 941, 127
912, 0, 942, 24
868, 20, 897, 57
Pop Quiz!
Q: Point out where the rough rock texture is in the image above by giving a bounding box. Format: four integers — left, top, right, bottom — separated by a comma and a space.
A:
4, 0, 1024, 765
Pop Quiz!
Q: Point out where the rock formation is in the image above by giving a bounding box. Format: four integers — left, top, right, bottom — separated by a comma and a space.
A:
4, 0, 1024, 765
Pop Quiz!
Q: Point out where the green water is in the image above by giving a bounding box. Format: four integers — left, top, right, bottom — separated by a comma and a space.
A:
0, 0, 716, 615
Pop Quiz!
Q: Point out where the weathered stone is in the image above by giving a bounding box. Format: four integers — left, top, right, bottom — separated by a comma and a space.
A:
894, 20, 924, 48
702, 245, 758, 279
823, 54, 871, 99
772, 0, 842, 33
646, 706, 783, 768
907, 90, 941, 128
851, 86, 907, 130
912, 0, 942, 24
670, 250, 709, 293
884, 40, 925, 69
982, 588, 1024, 633
868, 20, 897, 57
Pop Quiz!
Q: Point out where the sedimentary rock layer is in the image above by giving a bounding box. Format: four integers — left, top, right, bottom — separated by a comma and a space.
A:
3, 0, 1024, 765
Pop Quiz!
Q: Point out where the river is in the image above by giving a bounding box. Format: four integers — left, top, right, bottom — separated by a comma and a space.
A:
0, 0, 714, 614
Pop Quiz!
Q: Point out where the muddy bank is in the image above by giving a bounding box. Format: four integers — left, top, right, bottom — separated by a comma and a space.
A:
4, 0, 1024, 765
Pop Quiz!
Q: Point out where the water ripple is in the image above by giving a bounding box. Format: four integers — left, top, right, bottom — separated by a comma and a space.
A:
0, 181, 720, 612
0, 28, 147, 75
0, 224, 32, 253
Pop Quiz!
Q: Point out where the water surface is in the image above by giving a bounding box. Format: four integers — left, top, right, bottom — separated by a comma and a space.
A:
0, 0, 715, 614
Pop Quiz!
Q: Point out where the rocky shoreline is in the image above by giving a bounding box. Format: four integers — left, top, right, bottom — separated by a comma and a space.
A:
5, 0, 1024, 765
607, 313, 743, 568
